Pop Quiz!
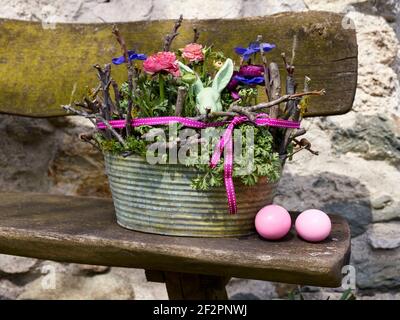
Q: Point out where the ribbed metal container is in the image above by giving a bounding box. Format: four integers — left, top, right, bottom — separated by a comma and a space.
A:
104, 153, 279, 237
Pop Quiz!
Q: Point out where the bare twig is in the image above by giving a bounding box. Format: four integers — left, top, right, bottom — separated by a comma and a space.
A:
63, 103, 103, 136
290, 34, 298, 67
231, 106, 256, 122
257, 34, 271, 101
112, 24, 137, 135
281, 52, 294, 75
121, 151, 134, 158
299, 76, 311, 119
204, 108, 211, 121
74, 101, 92, 111
220, 101, 240, 121
97, 115, 128, 148
112, 25, 128, 63
279, 101, 300, 156
282, 35, 298, 118
290, 128, 306, 139
283, 145, 306, 160
293, 138, 319, 155
79, 132, 102, 151
62, 104, 127, 148
175, 86, 187, 116
83, 97, 100, 113
105, 79, 117, 115
62, 104, 96, 122
284, 138, 318, 160
69, 83, 77, 105
191, 90, 325, 122
267, 62, 282, 145
90, 84, 102, 99
163, 15, 183, 51
111, 79, 123, 117
93, 64, 113, 139
268, 62, 281, 119
281, 52, 289, 72
193, 111, 237, 121
278, 45, 299, 158
93, 64, 113, 120
283, 72, 296, 116
248, 90, 326, 112
192, 26, 200, 43
211, 111, 237, 118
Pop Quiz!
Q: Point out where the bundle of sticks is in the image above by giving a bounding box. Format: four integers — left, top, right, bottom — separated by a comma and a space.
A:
62, 16, 322, 161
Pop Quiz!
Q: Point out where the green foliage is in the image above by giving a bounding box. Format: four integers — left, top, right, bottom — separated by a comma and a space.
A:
339, 288, 356, 300
94, 129, 149, 156
190, 124, 281, 190
287, 287, 357, 300
191, 166, 224, 190
96, 133, 125, 155
238, 87, 258, 106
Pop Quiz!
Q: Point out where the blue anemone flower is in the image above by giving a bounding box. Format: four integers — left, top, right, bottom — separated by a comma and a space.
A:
112, 50, 147, 65
234, 75, 265, 85
234, 42, 275, 61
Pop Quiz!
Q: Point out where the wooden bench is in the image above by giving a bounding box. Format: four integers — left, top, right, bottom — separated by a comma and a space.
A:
0, 11, 357, 299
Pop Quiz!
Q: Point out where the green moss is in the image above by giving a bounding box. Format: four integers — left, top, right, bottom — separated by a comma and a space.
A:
94, 130, 149, 156
190, 124, 281, 190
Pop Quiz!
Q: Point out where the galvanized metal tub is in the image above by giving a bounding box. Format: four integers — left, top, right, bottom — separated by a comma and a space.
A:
104, 153, 279, 237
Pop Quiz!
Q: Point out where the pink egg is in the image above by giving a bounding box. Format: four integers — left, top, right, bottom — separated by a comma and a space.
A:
255, 205, 292, 240
295, 209, 332, 242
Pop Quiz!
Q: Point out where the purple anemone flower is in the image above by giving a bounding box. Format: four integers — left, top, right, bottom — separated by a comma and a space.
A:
227, 71, 239, 91
238, 64, 264, 77
227, 66, 266, 100
112, 50, 147, 65
234, 42, 275, 61
227, 71, 241, 100
234, 75, 265, 85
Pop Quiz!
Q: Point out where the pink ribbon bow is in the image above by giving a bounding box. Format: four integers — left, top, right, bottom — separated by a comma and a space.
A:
97, 115, 300, 214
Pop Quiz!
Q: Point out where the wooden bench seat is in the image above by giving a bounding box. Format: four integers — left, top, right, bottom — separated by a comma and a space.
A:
0, 192, 350, 294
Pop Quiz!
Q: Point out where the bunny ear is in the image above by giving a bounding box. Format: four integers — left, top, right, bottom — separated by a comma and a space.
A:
212, 58, 234, 93
178, 61, 204, 94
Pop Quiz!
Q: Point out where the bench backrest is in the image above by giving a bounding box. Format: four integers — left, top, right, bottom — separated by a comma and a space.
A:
0, 11, 357, 118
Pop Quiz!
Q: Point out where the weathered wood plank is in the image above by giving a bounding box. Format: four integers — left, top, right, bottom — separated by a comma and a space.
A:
0, 192, 350, 287
145, 269, 166, 283
0, 11, 357, 118
163, 272, 229, 300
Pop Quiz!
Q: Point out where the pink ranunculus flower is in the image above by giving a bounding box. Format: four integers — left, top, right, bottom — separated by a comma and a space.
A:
143, 52, 180, 77
182, 43, 204, 62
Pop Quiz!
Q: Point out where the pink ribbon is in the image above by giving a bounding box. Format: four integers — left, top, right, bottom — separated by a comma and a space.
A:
97, 115, 300, 214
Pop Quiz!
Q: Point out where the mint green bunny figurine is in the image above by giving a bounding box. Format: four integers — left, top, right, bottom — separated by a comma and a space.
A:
178, 59, 234, 115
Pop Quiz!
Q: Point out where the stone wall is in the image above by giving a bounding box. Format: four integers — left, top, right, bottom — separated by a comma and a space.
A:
0, 0, 399, 299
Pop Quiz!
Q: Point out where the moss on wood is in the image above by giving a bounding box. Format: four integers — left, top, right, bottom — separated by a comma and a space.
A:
0, 11, 357, 117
